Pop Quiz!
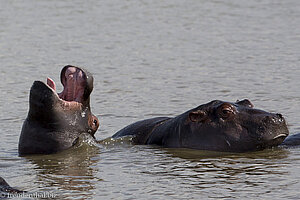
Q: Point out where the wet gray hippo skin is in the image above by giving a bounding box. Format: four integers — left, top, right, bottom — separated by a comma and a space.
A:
112, 99, 289, 152
18, 65, 99, 155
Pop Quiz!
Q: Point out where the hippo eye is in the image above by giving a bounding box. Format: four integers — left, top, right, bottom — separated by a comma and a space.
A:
222, 108, 232, 115
219, 104, 235, 119
93, 119, 98, 125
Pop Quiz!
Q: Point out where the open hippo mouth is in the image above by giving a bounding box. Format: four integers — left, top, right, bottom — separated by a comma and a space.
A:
46, 66, 90, 110
28, 65, 98, 136
19, 65, 99, 155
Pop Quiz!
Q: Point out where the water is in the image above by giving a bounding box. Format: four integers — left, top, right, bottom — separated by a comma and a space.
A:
0, 0, 300, 199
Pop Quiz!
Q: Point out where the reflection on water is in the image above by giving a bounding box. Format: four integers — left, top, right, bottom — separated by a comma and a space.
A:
93, 145, 296, 199
162, 146, 290, 161
24, 143, 101, 199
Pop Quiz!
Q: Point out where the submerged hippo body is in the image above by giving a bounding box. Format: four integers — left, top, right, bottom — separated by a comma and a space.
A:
282, 133, 300, 146
112, 99, 289, 152
18, 66, 99, 155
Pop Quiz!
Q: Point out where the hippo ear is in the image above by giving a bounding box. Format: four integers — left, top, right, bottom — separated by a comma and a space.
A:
236, 99, 254, 108
189, 110, 207, 122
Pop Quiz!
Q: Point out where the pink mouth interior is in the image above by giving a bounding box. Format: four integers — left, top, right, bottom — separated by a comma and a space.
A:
46, 67, 86, 109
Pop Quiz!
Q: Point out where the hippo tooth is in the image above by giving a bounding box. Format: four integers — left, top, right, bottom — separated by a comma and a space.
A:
47, 77, 56, 91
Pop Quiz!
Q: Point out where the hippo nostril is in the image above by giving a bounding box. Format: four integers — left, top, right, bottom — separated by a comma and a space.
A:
264, 114, 284, 124
276, 113, 284, 122
264, 115, 278, 124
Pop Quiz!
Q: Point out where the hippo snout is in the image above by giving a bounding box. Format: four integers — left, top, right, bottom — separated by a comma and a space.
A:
259, 112, 289, 143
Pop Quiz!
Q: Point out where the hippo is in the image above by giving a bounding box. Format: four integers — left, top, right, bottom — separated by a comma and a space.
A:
18, 65, 99, 155
282, 133, 300, 146
112, 99, 289, 152
0, 177, 23, 195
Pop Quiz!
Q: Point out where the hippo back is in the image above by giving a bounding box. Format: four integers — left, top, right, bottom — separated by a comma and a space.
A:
112, 117, 171, 144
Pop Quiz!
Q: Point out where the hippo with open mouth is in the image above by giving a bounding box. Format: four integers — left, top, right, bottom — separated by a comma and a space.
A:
112, 99, 289, 152
18, 65, 99, 155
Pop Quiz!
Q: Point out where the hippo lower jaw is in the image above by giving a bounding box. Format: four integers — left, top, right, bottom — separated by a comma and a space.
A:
254, 133, 288, 151
266, 132, 289, 148
48, 79, 83, 110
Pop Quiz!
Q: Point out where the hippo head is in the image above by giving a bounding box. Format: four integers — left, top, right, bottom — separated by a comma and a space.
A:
18, 65, 99, 155
182, 99, 289, 152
